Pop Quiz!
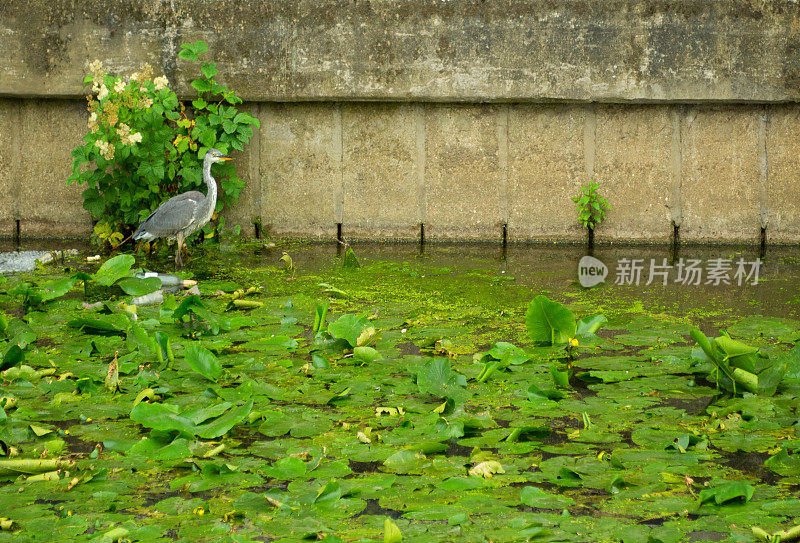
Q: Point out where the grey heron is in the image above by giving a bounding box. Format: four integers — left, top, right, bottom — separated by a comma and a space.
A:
133, 148, 232, 269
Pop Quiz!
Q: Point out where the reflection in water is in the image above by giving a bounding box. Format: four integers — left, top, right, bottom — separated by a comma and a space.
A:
3, 238, 799, 323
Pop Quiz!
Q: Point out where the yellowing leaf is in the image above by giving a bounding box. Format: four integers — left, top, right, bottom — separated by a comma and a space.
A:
469, 461, 505, 479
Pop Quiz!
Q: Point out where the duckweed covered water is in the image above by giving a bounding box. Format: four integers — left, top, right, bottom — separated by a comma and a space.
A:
1, 240, 800, 542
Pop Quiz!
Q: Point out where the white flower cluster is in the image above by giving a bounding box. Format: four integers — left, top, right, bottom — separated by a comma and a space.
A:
153, 75, 169, 91
88, 59, 103, 78
88, 112, 98, 132
114, 79, 126, 93
117, 123, 143, 146
94, 83, 108, 101
94, 138, 115, 160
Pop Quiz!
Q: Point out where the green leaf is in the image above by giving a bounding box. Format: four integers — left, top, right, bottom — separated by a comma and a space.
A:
384, 518, 402, 543
526, 383, 566, 401
328, 314, 372, 348
576, 314, 607, 336
525, 295, 576, 345
130, 402, 197, 436
1, 344, 24, 372
353, 346, 381, 364
313, 301, 329, 335
263, 456, 307, 480
39, 277, 75, 302
191, 79, 212, 94
195, 401, 252, 439
67, 317, 126, 336
417, 358, 466, 399
698, 481, 755, 505
185, 343, 222, 381
201, 62, 218, 79
314, 480, 342, 504
93, 255, 135, 286
342, 247, 361, 269
520, 486, 574, 508
118, 277, 161, 296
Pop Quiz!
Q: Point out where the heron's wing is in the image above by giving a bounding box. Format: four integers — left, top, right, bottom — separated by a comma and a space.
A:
133, 191, 205, 240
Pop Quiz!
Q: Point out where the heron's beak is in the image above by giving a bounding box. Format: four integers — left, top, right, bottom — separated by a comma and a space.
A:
219, 155, 233, 161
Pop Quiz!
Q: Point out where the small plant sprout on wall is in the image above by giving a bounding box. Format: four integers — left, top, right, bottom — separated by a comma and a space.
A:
573, 181, 611, 246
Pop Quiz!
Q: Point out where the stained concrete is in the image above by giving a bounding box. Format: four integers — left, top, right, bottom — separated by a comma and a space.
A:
2, 1, 800, 243
424, 104, 504, 240
764, 106, 800, 243
681, 107, 761, 243
4, 99, 800, 243
259, 103, 340, 238
341, 103, 419, 241
17, 100, 91, 237
594, 105, 674, 243
0, 101, 18, 238
507, 104, 586, 242
4, 1, 800, 104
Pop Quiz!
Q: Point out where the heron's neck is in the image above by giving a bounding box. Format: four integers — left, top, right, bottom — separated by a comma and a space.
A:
203, 158, 218, 208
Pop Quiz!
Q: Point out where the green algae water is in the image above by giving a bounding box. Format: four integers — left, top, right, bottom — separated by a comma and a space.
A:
1, 240, 800, 542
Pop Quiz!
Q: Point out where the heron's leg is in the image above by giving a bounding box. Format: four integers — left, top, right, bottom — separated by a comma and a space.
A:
175, 234, 185, 270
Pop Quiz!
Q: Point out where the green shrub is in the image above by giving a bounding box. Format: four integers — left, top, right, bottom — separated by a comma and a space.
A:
572, 181, 611, 231
67, 41, 259, 247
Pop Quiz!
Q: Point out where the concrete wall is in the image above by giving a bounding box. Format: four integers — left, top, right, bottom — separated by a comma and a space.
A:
2, 0, 800, 243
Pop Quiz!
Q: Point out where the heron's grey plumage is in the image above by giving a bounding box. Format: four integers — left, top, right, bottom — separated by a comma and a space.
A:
133, 148, 232, 268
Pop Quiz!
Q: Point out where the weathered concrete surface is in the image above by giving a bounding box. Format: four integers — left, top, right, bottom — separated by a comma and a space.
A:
0, 99, 90, 239
765, 106, 800, 243
18, 100, 91, 237
258, 103, 340, 238
424, 105, 504, 240
508, 104, 586, 242
0, 101, 18, 237
3, 98, 800, 244
3, 1, 800, 104
341, 103, 419, 241
593, 105, 674, 243
681, 107, 761, 243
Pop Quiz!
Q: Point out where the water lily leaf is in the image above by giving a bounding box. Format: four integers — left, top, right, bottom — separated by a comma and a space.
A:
353, 346, 381, 364
469, 460, 504, 478
526, 295, 576, 345
67, 316, 126, 336
526, 383, 566, 402
764, 448, 800, 476
185, 343, 222, 381
698, 481, 755, 505
576, 314, 608, 337
39, 277, 75, 302
118, 276, 161, 296
195, 401, 253, 439
127, 437, 191, 460
92, 254, 135, 286
417, 358, 466, 400
384, 518, 402, 543
0, 344, 23, 372
520, 485, 575, 508
264, 457, 307, 480
440, 477, 484, 491
130, 402, 196, 436
314, 480, 342, 504
328, 314, 372, 347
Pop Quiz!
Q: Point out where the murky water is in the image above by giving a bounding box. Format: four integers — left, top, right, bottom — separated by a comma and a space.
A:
226, 241, 800, 322
3, 238, 799, 322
